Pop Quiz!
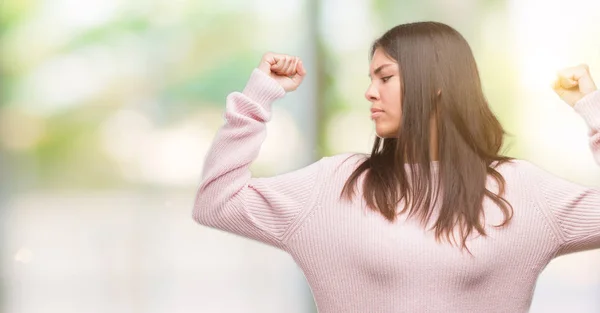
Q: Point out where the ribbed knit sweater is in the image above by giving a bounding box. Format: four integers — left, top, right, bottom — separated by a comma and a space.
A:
194, 69, 600, 313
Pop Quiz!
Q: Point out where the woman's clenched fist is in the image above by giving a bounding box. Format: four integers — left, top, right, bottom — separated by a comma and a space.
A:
257, 52, 307, 92
552, 64, 597, 107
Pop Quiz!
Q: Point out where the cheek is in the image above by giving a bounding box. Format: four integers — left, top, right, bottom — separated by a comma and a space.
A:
381, 87, 402, 118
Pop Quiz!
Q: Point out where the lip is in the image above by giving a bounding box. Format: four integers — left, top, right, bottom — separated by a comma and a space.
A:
370, 108, 384, 120
371, 112, 384, 120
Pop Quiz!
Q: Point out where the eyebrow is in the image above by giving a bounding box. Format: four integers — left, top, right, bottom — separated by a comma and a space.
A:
368, 64, 394, 78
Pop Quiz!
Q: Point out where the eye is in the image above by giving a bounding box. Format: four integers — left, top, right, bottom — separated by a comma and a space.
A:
381, 75, 393, 83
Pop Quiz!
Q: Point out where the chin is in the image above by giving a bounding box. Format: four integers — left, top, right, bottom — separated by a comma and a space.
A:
375, 126, 398, 138
375, 130, 397, 138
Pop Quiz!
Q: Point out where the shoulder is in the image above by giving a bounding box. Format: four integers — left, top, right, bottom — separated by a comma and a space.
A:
321, 152, 368, 172
308, 153, 369, 183
491, 158, 538, 173
491, 158, 572, 187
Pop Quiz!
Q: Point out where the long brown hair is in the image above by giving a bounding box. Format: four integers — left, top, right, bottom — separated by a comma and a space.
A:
341, 21, 514, 251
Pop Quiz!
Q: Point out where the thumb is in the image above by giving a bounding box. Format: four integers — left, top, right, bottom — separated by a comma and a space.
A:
558, 76, 578, 89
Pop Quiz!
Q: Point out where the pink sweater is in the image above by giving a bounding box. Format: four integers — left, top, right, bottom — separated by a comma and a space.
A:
194, 69, 600, 313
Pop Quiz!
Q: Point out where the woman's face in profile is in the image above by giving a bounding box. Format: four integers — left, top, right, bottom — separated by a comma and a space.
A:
365, 48, 402, 138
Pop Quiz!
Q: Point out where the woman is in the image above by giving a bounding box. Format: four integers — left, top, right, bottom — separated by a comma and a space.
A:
194, 21, 600, 312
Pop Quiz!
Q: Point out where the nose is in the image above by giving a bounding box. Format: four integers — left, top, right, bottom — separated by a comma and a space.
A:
364, 83, 379, 102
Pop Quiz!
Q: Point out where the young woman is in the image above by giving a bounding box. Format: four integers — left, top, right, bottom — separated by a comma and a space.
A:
193, 21, 600, 312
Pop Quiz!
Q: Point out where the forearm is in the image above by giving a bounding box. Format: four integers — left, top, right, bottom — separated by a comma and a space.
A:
194, 69, 285, 223
574, 90, 600, 165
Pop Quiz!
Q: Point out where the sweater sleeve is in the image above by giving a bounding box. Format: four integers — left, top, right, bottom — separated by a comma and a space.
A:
574, 90, 600, 165
193, 69, 327, 249
525, 163, 600, 256
525, 90, 600, 256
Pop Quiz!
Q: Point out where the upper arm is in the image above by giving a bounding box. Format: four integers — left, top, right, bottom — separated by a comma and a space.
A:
521, 161, 600, 255
194, 156, 331, 249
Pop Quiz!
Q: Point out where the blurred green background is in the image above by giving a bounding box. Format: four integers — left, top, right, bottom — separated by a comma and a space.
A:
1, 0, 599, 312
